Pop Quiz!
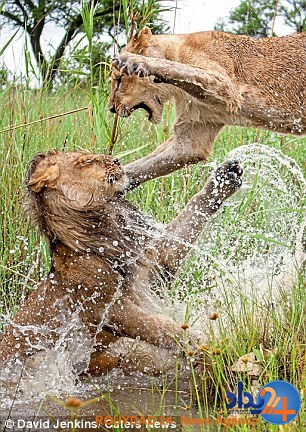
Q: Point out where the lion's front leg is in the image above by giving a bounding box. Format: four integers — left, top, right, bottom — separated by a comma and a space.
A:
125, 124, 222, 189
124, 136, 205, 189
113, 53, 244, 111
157, 160, 243, 273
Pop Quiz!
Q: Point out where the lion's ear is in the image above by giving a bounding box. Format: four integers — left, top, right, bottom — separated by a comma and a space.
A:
135, 26, 152, 48
27, 164, 60, 193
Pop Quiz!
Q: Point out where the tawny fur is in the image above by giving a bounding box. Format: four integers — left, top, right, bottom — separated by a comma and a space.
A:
110, 28, 305, 186
0, 151, 242, 375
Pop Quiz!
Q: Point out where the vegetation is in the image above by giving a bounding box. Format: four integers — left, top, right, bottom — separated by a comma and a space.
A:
0, 80, 305, 429
215, 0, 306, 36
0, 0, 170, 86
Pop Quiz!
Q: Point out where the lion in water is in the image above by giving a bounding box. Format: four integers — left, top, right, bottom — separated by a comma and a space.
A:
0, 151, 242, 377
110, 27, 305, 188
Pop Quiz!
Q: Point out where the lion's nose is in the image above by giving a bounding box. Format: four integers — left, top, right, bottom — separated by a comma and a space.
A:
113, 158, 121, 166
109, 105, 117, 114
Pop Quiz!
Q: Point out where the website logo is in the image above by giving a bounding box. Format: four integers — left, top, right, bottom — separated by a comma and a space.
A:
227, 380, 301, 425
257, 380, 301, 425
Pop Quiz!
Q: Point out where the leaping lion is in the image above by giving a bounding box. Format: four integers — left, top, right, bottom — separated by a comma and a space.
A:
110, 27, 305, 188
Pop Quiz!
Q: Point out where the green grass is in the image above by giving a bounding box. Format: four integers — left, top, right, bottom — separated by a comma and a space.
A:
0, 81, 305, 431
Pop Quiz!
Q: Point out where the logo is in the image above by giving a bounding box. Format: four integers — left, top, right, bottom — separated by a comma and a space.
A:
227, 380, 301, 425
257, 380, 301, 425
226, 381, 264, 415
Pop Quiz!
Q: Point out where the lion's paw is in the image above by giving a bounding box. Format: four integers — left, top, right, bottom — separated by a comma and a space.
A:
214, 159, 243, 189
205, 160, 243, 208
112, 53, 150, 77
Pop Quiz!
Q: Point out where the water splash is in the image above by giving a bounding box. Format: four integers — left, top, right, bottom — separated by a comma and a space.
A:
172, 144, 305, 318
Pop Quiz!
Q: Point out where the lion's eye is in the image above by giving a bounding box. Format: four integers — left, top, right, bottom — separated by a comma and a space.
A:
84, 159, 94, 164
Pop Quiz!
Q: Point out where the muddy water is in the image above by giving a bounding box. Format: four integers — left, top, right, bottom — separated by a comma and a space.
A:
0, 372, 217, 431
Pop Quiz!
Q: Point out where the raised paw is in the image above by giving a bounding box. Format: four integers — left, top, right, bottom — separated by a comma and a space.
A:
205, 160, 243, 208
215, 159, 243, 189
112, 53, 150, 77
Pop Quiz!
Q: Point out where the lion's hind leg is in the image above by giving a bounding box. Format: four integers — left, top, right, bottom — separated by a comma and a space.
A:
88, 338, 177, 376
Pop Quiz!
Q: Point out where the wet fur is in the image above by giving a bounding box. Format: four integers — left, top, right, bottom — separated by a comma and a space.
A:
0, 151, 242, 375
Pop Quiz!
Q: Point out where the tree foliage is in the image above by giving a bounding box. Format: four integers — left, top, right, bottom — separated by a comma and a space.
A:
215, 0, 306, 36
0, 0, 169, 86
280, 0, 306, 32
56, 39, 112, 87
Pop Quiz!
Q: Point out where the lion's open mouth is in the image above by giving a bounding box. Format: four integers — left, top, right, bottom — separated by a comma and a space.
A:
132, 103, 153, 121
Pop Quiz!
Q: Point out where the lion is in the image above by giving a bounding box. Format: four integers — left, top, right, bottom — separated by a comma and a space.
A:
0, 151, 242, 378
110, 27, 305, 188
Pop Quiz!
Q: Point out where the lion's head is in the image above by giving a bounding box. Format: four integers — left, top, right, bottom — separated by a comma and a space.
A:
24, 150, 156, 259
109, 69, 168, 125
109, 27, 170, 125
26, 151, 126, 208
